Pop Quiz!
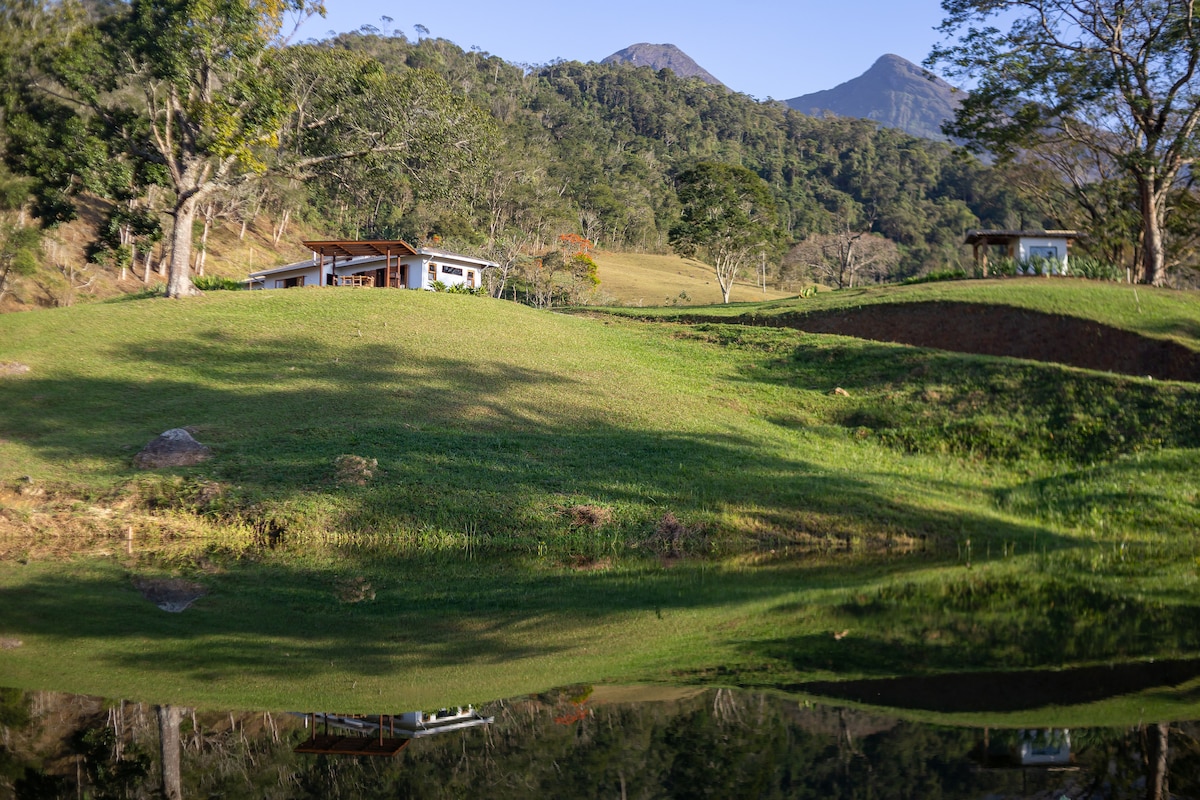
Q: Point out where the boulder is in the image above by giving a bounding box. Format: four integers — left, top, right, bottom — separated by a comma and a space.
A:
133, 428, 212, 468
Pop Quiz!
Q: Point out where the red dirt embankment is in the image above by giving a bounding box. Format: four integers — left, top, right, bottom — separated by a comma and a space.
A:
745, 301, 1199, 382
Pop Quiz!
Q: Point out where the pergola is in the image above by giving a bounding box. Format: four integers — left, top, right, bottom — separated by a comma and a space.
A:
293, 713, 412, 757
964, 230, 1081, 277
302, 239, 418, 288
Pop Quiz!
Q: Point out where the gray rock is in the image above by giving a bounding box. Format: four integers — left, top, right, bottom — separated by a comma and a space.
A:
133, 428, 212, 468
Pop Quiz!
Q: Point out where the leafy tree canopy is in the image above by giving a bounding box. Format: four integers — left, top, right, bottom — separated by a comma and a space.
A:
929, 0, 1200, 285
669, 162, 783, 302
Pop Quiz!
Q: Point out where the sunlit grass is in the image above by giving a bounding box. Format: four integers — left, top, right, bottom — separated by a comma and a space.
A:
0, 286, 1198, 712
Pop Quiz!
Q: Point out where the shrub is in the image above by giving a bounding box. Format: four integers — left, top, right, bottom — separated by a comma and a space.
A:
192, 275, 244, 291
1069, 255, 1124, 281
903, 269, 969, 285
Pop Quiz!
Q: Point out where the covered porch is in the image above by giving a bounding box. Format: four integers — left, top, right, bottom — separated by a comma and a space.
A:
303, 239, 418, 288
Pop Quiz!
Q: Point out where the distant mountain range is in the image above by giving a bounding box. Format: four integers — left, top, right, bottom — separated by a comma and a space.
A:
599, 46, 960, 142
785, 54, 961, 141
601, 43, 725, 86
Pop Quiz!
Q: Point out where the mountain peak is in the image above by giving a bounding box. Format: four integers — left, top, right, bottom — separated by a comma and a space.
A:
786, 54, 960, 141
601, 43, 724, 86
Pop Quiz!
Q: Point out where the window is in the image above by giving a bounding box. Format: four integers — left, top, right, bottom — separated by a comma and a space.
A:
441, 265, 463, 276
277, 276, 305, 288
427, 263, 436, 282
467, 270, 476, 288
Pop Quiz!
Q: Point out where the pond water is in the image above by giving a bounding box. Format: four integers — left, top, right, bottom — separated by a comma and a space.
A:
0, 683, 1196, 799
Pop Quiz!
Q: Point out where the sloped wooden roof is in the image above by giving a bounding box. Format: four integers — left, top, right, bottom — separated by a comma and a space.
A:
303, 240, 418, 259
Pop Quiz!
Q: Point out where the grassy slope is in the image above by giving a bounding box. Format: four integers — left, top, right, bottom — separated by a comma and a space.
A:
591, 251, 794, 306
0, 285, 1198, 722
614, 278, 1200, 349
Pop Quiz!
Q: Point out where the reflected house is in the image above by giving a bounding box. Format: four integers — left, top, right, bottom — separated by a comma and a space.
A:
1015, 728, 1072, 765
294, 707, 494, 757
247, 239, 496, 292
965, 229, 1081, 276
974, 728, 1074, 769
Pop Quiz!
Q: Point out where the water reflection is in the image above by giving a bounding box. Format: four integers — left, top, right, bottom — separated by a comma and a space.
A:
293, 708, 494, 756
0, 685, 1197, 799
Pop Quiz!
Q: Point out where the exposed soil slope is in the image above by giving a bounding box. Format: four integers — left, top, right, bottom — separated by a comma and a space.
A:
730, 301, 1200, 382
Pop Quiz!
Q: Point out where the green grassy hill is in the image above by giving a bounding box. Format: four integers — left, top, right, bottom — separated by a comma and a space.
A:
1, 284, 1198, 720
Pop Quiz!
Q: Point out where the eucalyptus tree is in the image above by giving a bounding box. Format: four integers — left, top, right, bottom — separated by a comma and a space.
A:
669, 163, 783, 303
930, 0, 1200, 285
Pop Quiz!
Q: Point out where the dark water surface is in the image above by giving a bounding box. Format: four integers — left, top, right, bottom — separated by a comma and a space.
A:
1, 683, 1197, 799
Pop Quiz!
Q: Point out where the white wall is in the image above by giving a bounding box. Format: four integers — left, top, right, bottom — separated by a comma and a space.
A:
252, 251, 487, 290
1016, 237, 1070, 274
404, 255, 481, 290
249, 264, 319, 289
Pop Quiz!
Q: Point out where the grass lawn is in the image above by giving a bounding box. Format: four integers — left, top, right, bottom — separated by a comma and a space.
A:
1, 283, 1198, 724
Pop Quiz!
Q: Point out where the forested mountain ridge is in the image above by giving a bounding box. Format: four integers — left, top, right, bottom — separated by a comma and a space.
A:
316, 34, 1035, 271
1, 22, 1051, 307
786, 54, 962, 141
601, 43, 725, 86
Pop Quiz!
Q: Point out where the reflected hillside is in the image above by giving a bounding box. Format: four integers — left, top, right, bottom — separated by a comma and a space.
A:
3, 685, 1199, 799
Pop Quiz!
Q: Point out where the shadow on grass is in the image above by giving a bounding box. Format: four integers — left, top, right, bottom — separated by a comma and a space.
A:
3, 322, 1179, 690
0, 331, 1076, 555
0, 554, 920, 682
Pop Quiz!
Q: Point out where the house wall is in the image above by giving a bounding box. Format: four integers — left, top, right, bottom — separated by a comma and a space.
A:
405, 256, 482, 290
1016, 236, 1070, 274
251, 251, 488, 290
248, 264, 319, 289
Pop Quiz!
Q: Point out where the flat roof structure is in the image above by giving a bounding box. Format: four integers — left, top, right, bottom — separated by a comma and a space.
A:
302, 240, 418, 260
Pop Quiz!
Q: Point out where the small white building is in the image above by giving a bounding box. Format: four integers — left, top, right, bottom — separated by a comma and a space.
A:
247, 239, 495, 292
965, 229, 1081, 276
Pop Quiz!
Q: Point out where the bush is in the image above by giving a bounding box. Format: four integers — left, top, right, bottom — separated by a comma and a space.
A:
192, 275, 244, 291
903, 269, 968, 285
988, 256, 1066, 277
445, 283, 484, 295
1069, 255, 1124, 281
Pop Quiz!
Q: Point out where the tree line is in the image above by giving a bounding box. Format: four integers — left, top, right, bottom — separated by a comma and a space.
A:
1, 0, 1196, 307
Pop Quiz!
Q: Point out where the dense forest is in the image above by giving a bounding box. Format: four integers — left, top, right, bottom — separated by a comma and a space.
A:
0, 2, 1192, 306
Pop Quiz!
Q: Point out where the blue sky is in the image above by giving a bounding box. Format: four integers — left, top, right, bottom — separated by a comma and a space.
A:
293, 1, 954, 99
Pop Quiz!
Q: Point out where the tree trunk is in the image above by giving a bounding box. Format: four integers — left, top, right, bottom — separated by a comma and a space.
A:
272, 208, 290, 247
197, 203, 213, 276
166, 195, 200, 297
1145, 722, 1169, 800
157, 705, 183, 800
1139, 180, 1168, 287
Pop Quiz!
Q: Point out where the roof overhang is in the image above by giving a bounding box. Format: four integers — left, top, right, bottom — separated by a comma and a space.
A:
303, 240, 418, 259
964, 229, 1082, 246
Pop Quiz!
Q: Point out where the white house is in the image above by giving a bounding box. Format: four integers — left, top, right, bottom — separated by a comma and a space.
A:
247, 239, 495, 292
964, 229, 1081, 276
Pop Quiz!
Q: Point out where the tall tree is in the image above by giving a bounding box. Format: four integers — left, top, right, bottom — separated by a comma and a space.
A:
669, 163, 782, 303
46, 0, 321, 297
929, 0, 1200, 286
787, 226, 900, 289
